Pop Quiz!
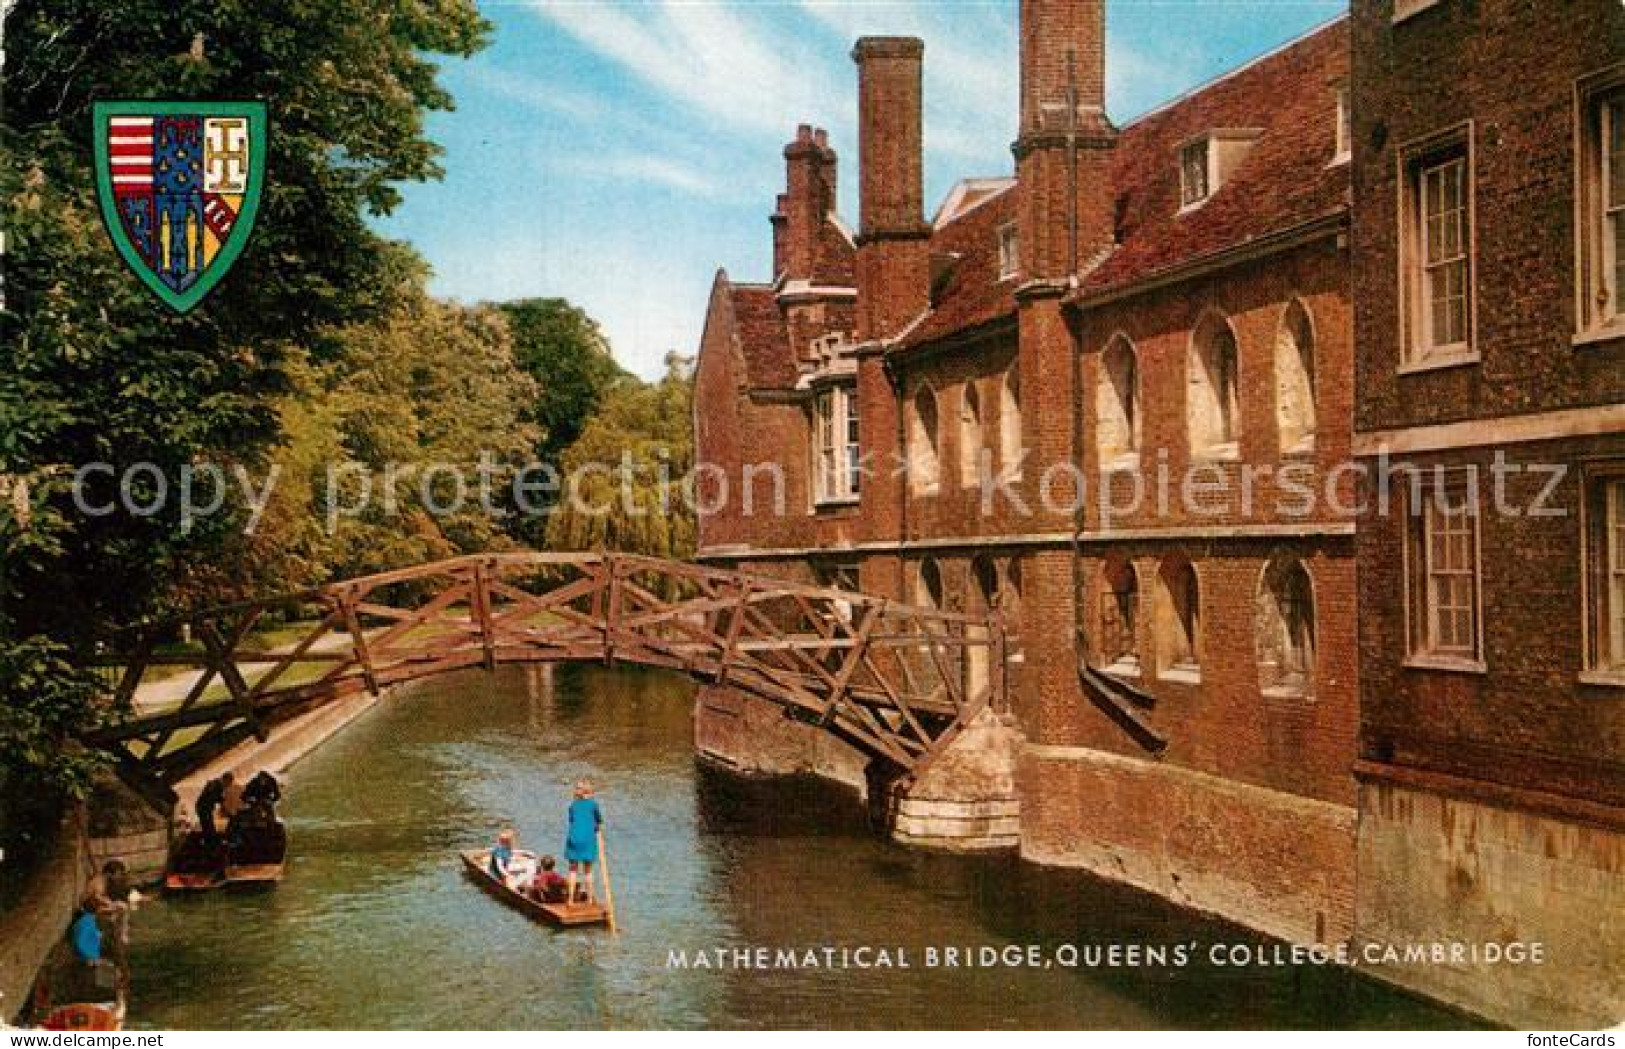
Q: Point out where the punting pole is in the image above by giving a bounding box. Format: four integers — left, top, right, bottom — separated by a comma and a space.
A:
598, 828, 618, 934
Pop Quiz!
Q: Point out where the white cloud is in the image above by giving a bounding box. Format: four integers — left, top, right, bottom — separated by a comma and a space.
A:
524, 0, 847, 140
461, 64, 608, 122
555, 151, 729, 200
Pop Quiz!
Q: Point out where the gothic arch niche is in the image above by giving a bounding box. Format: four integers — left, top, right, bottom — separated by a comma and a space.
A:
959, 380, 984, 488
916, 556, 944, 610
1188, 310, 1241, 459
967, 554, 1000, 701
1256, 554, 1316, 697
1000, 368, 1022, 481
1275, 299, 1317, 454
1095, 555, 1141, 677
1153, 556, 1202, 680
1096, 334, 1141, 470
908, 383, 941, 494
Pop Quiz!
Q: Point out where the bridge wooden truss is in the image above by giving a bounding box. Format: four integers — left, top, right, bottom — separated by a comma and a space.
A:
84, 553, 1006, 805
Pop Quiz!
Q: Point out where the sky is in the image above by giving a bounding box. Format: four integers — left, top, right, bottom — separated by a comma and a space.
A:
375, 0, 1348, 380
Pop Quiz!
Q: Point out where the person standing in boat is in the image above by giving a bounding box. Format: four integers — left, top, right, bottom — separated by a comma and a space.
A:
195, 771, 232, 848
563, 780, 602, 905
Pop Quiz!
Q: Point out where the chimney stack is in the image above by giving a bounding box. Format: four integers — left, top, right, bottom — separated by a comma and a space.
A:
852, 36, 930, 341
776, 124, 837, 282
1014, 0, 1116, 280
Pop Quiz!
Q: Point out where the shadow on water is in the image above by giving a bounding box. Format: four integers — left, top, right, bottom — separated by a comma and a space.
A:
124, 664, 1477, 1030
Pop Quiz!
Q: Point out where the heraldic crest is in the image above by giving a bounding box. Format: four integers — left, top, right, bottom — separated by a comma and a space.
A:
93, 100, 267, 313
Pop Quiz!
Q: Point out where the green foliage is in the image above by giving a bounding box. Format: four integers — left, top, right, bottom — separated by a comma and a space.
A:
0, 0, 490, 835
1, 0, 490, 638
498, 298, 627, 540
0, 624, 108, 861
545, 353, 696, 564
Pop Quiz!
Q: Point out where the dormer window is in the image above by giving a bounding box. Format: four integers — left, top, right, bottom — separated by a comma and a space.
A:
997, 223, 1019, 280
1180, 140, 1211, 208
1179, 130, 1263, 213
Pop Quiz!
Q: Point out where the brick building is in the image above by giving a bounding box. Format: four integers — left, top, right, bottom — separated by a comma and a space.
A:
1348, 0, 1624, 1026
695, 0, 1362, 951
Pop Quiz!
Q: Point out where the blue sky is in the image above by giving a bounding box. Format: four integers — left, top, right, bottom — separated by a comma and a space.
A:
375, 0, 1347, 379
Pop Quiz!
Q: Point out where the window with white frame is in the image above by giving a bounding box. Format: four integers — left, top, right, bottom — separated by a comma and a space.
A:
1406, 471, 1482, 666
1180, 139, 1211, 208
1579, 72, 1625, 337
1333, 85, 1352, 164
997, 223, 1019, 280
813, 383, 859, 504
1400, 130, 1474, 365
1585, 467, 1625, 681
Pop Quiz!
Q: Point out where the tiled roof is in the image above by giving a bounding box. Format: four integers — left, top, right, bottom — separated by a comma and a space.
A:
728, 284, 797, 389
1078, 17, 1349, 298
897, 17, 1350, 352
902, 186, 1019, 349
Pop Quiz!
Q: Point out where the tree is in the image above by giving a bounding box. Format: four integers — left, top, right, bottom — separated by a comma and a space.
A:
544, 353, 695, 564
0, 0, 490, 851
1, 0, 490, 638
498, 298, 627, 535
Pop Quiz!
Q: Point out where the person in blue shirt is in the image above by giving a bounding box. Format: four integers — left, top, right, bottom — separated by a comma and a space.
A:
70, 902, 102, 963
563, 780, 603, 905
488, 828, 516, 883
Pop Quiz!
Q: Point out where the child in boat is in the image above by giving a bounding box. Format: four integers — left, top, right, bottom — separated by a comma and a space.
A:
563, 780, 602, 904
527, 855, 568, 903
488, 829, 516, 883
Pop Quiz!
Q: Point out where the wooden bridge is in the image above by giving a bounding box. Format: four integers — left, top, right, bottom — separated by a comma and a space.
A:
84, 553, 1006, 805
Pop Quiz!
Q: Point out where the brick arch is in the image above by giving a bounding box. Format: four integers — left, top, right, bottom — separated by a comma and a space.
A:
908, 381, 941, 494
1275, 297, 1318, 455
1096, 331, 1141, 469
1187, 308, 1241, 459
1255, 550, 1317, 698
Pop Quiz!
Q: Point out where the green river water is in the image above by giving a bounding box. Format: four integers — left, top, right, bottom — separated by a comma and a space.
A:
123, 664, 1472, 1029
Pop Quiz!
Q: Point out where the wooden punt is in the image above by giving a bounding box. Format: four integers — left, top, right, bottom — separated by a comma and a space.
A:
42, 1000, 124, 1031
165, 820, 287, 892
460, 849, 610, 928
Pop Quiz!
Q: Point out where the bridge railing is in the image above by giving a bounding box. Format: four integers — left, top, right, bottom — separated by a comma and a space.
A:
84, 553, 1006, 797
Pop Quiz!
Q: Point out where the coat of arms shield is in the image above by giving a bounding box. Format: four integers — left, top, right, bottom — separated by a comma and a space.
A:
92, 100, 267, 313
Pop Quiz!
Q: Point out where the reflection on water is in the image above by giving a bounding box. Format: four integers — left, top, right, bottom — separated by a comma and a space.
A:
125, 665, 1471, 1029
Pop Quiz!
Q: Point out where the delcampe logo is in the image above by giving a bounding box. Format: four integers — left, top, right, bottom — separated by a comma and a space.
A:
92, 100, 267, 313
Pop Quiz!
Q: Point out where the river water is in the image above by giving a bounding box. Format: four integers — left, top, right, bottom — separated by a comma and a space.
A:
125, 665, 1470, 1029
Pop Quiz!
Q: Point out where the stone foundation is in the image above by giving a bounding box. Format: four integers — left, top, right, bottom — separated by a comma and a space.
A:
892, 710, 1023, 850
1019, 744, 1357, 947
693, 683, 868, 794
1355, 776, 1625, 1029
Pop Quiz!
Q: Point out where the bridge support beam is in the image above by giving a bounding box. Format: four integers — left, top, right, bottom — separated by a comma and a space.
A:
890, 710, 1024, 852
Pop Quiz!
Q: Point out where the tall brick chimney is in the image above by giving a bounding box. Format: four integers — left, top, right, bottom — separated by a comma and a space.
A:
850, 37, 931, 563
1014, 0, 1116, 281
852, 36, 930, 342
774, 124, 837, 282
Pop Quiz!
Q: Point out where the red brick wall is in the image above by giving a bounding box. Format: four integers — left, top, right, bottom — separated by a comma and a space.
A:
1351, 0, 1625, 430
1351, 0, 1625, 810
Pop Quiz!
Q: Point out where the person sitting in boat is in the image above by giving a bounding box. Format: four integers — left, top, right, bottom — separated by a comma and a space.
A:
242, 770, 282, 815
488, 829, 517, 884
563, 780, 602, 905
527, 855, 568, 904
70, 901, 102, 965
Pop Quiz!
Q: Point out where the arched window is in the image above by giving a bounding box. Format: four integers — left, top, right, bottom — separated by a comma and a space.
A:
908, 384, 940, 494
1154, 558, 1201, 679
1257, 556, 1316, 696
1097, 557, 1140, 676
916, 557, 944, 610
959, 381, 983, 488
972, 554, 1000, 612
1188, 312, 1240, 458
1275, 299, 1317, 454
1000, 369, 1023, 481
1096, 335, 1141, 469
